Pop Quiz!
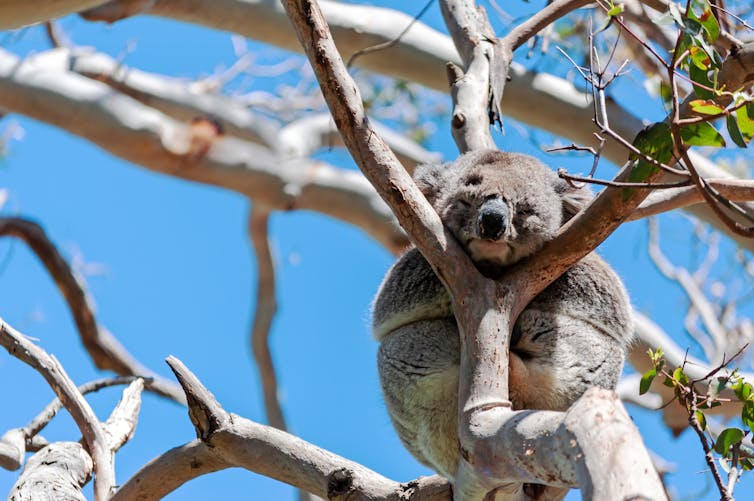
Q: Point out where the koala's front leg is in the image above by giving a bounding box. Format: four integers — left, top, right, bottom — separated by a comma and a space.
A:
377, 317, 462, 480
510, 309, 625, 412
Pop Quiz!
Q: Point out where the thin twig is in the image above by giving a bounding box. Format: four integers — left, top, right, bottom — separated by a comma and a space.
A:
23, 376, 145, 438
558, 169, 691, 189
687, 387, 732, 501
346, 0, 436, 68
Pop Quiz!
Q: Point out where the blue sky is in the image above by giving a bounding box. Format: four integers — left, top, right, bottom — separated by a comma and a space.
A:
1, 1, 753, 499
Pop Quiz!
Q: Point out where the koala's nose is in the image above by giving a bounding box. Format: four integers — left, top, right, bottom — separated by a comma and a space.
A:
478, 198, 508, 240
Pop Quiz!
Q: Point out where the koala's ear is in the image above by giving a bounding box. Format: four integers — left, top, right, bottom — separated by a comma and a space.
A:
413, 162, 451, 206
554, 177, 593, 221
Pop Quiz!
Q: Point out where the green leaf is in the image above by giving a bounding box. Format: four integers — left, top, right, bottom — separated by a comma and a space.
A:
640, 368, 657, 395
714, 428, 744, 454
696, 410, 707, 431
689, 46, 711, 70
728, 114, 748, 148
680, 122, 726, 147
629, 122, 673, 186
688, 3, 720, 43
741, 458, 754, 471
690, 99, 724, 114
743, 400, 754, 430
675, 33, 694, 68
673, 366, 690, 386
607, 4, 624, 16
736, 103, 754, 141
732, 379, 753, 401
689, 65, 715, 98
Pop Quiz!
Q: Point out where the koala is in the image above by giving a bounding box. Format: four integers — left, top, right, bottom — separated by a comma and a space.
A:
373, 150, 633, 480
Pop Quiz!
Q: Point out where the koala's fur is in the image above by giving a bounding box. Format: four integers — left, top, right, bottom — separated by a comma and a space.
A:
373, 150, 633, 480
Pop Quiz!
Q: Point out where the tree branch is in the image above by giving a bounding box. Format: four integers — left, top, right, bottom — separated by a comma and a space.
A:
500, 0, 592, 53
441, 0, 501, 151
8, 379, 144, 500
0, 48, 409, 253
248, 207, 286, 431
111, 356, 452, 500
0, 319, 114, 500
0, 216, 185, 403
0, 0, 110, 30
277, 113, 441, 172
280, 0, 473, 285
631, 179, 754, 220
67, 48, 281, 148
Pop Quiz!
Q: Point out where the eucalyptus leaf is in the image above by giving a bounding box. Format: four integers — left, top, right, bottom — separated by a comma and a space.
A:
681, 122, 726, 147
727, 114, 748, 148
640, 368, 657, 395
714, 428, 744, 454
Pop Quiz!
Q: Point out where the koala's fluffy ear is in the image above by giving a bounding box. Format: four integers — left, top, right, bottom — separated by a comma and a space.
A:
413, 162, 452, 206
554, 177, 593, 221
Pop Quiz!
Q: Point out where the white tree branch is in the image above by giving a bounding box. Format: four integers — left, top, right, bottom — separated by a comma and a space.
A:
109, 356, 453, 501
631, 179, 754, 221
8, 379, 144, 500
9, 442, 92, 501
67, 49, 281, 147
278, 113, 441, 172
0, 48, 409, 253
0, 319, 114, 500
0, 0, 110, 30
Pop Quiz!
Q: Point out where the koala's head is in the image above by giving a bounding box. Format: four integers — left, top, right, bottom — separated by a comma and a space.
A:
414, 150, 590, 276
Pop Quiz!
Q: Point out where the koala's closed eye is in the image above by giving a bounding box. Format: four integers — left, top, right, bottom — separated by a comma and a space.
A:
516, 204, 535, 216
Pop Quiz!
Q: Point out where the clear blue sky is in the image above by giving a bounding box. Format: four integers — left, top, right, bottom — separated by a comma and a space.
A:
1, 1, 752, 499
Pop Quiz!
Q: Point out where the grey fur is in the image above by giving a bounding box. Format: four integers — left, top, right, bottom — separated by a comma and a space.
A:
373, 150, 633, 479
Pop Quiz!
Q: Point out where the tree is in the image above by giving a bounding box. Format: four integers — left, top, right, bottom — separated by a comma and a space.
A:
0, 0, 753, 499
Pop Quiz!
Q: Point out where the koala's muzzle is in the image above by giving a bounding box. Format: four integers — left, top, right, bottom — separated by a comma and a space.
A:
478, 198, 509, 240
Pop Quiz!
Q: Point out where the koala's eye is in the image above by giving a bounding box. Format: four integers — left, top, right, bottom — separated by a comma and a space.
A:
457, 199, 471, 208
516, 202, 535, 216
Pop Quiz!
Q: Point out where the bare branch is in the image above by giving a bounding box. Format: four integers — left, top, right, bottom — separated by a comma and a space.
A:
109, 356, 454, 501
501, 0, 592, 52
0, 216, 185, 403
8, 442, 92, 501
0, 319, 114, 500
23, 376, 144, 440
8, 379, 143, 499
81, 0, 155, 22
0, 49, 409, 253
0, 0, 110, 29
631, 179, 754, 220
278, 113, 441, 172
0, 429, 26, 471
281, 0, 470, 283
648, 219, 729, 362
101, 378, 144, 451
67, 49, 281, 148
441, 0, 502, 152
248, 207, 286, 431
